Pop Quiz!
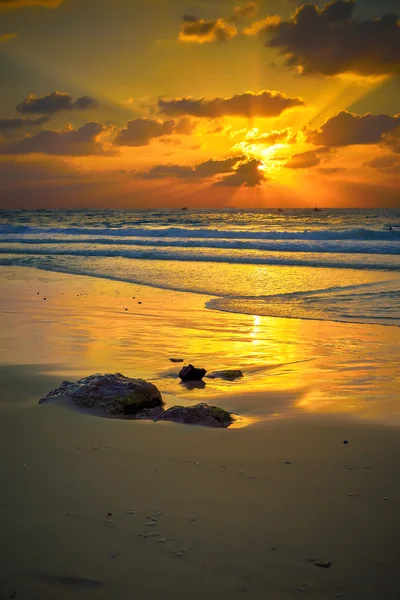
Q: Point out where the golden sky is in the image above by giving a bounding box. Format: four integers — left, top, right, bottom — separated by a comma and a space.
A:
0, 0, 399, 208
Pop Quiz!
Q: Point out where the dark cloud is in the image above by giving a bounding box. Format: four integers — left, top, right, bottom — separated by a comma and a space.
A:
0, 0, 65, 7
256, 0, 400, 76
284, 146, 332, 168
308, 111, 400, 146
284, 150, 321, 169
114, 117, 195, 147
382, 129, 400, 153
0, 116, 49, 131
179, 15, 237, 43
363, 154, 400, 170
17, 92, 98, 114
0, 122, 112, 156
135, 155, 266, 187
135, 156, 245, 180
158, 90, 305, 119
215, 158, 265, 186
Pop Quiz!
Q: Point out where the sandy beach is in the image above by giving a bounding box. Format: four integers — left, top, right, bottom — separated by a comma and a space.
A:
1, 266, 400, 599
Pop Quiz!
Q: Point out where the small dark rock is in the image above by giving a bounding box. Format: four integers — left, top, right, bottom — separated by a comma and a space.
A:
107, 512, 112, 516
343, 440, 348, 444
170, 358, 184, 363
154, 403, 233, 428
138, 302, 142, 304
314, 560, 331, 568
208, 369, 243, 381
179, 364, 207, 382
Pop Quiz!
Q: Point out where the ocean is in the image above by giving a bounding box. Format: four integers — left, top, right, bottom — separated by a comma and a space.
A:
1, 208, 399, 327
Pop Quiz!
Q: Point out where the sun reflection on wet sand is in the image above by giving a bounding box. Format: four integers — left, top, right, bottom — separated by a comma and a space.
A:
0, 266, 399, 426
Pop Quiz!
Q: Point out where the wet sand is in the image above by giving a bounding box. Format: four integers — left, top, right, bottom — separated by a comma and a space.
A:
0, 267, 400, 599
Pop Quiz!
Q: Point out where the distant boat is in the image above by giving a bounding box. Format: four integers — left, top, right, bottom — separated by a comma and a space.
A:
313, 203, 322, 212
181, 207, 188, 211
277, 208, 284, 213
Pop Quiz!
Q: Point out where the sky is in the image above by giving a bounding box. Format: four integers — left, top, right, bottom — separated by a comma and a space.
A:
0, 0, 399, 208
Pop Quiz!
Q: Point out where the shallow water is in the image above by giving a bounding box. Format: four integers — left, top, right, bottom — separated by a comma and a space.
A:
1, 208, 399, 326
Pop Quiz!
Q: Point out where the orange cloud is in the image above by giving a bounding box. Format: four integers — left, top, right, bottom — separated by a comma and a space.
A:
179, 16, 237, 43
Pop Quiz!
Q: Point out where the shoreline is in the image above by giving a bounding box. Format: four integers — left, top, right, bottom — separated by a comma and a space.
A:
1, 265, 399, 426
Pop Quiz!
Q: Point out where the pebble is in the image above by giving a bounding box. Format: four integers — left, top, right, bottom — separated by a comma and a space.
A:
365, 466, 371, 469
93, 445, 99, 450
220, 465, 227, 468
22, 464, 27, 468
195, 461, 200, 465
175, 551, 183, 557
237, 470, 243, 475
248, 475, 257, 479
129, 510, 135, 514
157, 538, 166, 543
384, 496, 389, 500
145, 522, 157, 526
67, 512, 76, 517
284, 461, 292, 465
189, 517, 196, 522
343, 440, 348, 444
298, 587, 305, 592
314, 560, 332, 568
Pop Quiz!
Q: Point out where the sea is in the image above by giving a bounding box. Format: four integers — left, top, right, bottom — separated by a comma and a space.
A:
1, 208, 399, 327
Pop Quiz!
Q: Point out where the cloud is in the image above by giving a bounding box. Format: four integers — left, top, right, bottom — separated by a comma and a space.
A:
308, 111, 400, 146
243, 15, 281, 36
135, 156, 245, 180
114, 117, 195, 147
254, 0, 400, 76
0, 0, 65, 8
0, 33, 18, 42
0, 122, 112, 156
363, 154, 400, 170
0, 116, 50, 131
284, 150, 321, 169
216, 158, 265, 186
16, 92, 98, 114
232, 3, 258, 21
179, 16, 237, 43
382, 129, 400, 153
158, 90, 305, 119
242, 126, 297, 145
134, 155, 266, 187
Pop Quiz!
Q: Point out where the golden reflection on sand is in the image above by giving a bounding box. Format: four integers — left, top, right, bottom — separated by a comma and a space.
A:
0, 266, 399, 426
